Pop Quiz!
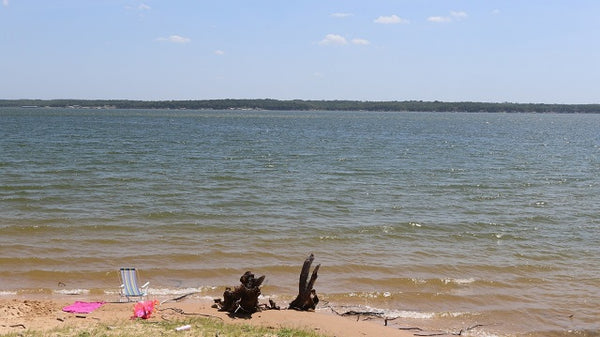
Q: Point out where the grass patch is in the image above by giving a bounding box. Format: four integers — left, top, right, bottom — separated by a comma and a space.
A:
1, 316, 329, 337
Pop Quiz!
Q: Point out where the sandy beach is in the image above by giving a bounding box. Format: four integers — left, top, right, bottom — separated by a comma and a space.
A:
0, 295, 422, 337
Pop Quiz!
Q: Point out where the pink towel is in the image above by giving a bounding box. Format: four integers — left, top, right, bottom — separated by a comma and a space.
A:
62, 301, 105, 314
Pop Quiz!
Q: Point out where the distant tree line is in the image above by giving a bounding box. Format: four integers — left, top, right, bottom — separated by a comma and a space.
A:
1, 99, 599, 113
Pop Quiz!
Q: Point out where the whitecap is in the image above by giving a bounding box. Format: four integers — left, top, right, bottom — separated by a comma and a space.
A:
146, 287, 210, 296
54, 289, 89, 295
346, 291, 391, 299
375, 307, 435, 319
0, 290, 18, 296
438, 311, 479, 318
443, 278, 476, 285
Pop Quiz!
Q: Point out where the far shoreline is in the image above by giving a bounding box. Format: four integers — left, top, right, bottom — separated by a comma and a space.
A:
1, 98, 600, 113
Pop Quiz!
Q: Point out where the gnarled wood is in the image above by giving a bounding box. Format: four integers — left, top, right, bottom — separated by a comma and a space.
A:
214, 271, 265, 315
289, 253, 320, 311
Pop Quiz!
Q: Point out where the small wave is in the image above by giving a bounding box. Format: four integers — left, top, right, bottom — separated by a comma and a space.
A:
371, 308, 436, 320
54, 288, 90, 295
0, 290, 18, 296
347, 291, 395, 299
410, 277, 477, 287
16, 288, 53, 295
330, 303, 484, 324
443, 278, 476, 285
437, 311, 478, 318
148, 287, 216, 296
386, 309, 436, 319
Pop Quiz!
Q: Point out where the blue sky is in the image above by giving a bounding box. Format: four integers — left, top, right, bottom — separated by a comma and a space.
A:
1, 1, 599, 103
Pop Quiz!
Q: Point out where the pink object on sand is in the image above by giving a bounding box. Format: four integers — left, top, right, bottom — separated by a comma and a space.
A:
132, 300, 158, 319
62, 301, 105, 314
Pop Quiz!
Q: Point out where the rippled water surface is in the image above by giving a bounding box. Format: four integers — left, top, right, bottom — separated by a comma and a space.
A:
1, 108, 599, 336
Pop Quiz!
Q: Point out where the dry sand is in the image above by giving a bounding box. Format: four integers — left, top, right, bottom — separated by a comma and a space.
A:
0, 296, 419, 337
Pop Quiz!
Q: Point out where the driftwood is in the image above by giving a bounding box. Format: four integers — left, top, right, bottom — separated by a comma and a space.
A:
260, 299, 280, 311
213, 271, 265, 315
413, 324, 487, 336
160, 291, 200, 304
329, 306, 490, 334
212, 254, 319, 314
289, 253, 320, 311
159, 307, 224, 321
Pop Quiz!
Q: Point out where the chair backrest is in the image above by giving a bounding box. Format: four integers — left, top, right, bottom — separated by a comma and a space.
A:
120, 268, 143, 296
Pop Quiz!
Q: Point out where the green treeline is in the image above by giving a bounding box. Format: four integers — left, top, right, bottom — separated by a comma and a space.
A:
1, 99, 599, 113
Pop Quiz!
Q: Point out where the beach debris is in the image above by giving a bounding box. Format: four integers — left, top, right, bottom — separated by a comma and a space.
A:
175, 324, 191, 331
8, 324, 26, 329
397, 326, 423, 331
328, 306, 397, 325
289, 253, 320, 311
413, 324, 487, 336
131, 300, 159, 319
267, 298, 280, 310
160, 291, 200, 304
213, 271, 265, 315
160, 307, 224, 321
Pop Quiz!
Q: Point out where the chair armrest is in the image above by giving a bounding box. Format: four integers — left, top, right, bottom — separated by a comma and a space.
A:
141, 282, 150, 289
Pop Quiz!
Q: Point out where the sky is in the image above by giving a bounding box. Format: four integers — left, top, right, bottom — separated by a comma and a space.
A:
1, 1, 599, 103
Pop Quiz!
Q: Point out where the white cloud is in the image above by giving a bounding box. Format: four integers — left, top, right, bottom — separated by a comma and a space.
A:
125, 2, 150, 12
450, 11, 468, 20
214, 50, 225, 55
492, 9, 501, 15
157, 35, 191, 44
352, 38, 370, 45
2, 0, 9, 7
428, 11, 468, 23
427, 16, 451, 23
374, 15, 409, 24
319, 34, 347, 46
331, 12, 353, 18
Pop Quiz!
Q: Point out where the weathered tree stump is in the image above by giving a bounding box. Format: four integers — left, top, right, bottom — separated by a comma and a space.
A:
289, 253, 320, 311
214, 271, 265, 315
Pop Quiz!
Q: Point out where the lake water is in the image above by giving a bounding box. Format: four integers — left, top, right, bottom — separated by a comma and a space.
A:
1, 108, 599, 336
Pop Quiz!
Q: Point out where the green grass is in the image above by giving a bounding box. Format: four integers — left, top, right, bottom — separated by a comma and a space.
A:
1, 316, 330, 337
